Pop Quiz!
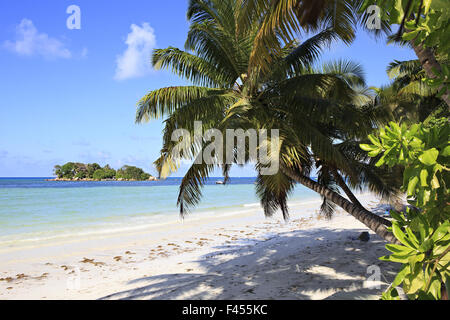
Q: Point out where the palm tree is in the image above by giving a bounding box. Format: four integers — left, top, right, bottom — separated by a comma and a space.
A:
237, 0, 450, 107
373, 58, 449, 124
136, 0, 399, 243
237, 0, 389, 71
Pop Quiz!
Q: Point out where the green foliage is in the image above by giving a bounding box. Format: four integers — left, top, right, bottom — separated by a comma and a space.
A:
361, 0, 450, 95
361, 118, 450, 299
423, 65, 450, 98
116, 165, 150, 180
54, 162, 80, 179
86, 163, 101, 178
361, 0, 449, 53
92, 166, 116, 180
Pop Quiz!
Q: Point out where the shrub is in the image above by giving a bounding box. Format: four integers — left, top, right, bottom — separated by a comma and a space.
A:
361, 119, 449, 300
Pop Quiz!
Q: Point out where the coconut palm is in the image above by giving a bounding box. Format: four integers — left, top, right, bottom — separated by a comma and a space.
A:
237, 0, 390, 72
136, 0, 399, 243
372, 58, 448, 124
237, 0, 450, 107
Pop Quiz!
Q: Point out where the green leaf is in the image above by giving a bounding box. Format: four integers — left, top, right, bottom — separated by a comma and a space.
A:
403, 29, 420, 41
410, 137, 423, 149
360, 144, 377, 151
418, 148, 439, 166
375, 153, 386, 167
429, 275, 442, 299
406, 264, 425, 294
381, 288, 400, 300
368, 149, 381, 157
441, 145, 450, 157
431, 222, 450, 242
389, 210, 405, 223
408, 253, 425, 271
390, 0, 404, 24
418, 239, 433, 253
422, 0, 432, 13
380, 253, 413, 263
393, 222, 417, 249
391, 264, 408, 287
405, 227, 420, 248
386, 244, 415, 255
368, 134, 381, 147
407, 176, 419, 196
419, 169, 429, 187
431, 174, 440, 189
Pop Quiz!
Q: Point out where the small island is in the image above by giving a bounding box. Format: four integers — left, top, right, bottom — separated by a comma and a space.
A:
49, 162, 158, 181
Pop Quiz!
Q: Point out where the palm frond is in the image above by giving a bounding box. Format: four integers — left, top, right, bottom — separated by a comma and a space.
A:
255, 169, 295, 220
136, 86, 226, 122
320, 59, 366, 87
152, 47, 234, 87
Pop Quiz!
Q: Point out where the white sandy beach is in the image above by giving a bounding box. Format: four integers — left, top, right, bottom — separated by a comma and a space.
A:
0, 193, 398, 300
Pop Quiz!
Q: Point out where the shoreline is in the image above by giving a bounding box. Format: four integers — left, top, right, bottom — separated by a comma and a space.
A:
0, 193, 323, 249
0, 193, 397, 300
45, 177, 159, 182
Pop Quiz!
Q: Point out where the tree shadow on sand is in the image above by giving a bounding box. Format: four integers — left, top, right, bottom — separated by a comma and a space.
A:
100, 222, 399, 300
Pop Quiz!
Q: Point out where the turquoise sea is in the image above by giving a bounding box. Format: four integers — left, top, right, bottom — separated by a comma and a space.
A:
0, 177, 319, 246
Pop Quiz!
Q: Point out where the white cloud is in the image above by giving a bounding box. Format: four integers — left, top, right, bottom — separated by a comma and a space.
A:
114, 22, 156, 80
4, 19, 71, 59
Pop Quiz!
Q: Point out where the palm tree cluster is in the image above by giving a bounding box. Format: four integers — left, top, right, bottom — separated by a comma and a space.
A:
134, 0, 420, 243
373, 57, 449, 124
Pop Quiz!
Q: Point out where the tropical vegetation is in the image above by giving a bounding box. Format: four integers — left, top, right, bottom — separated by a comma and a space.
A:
237, 0, 449, 106
53, 162, 155, 181
361, 118, 449, 299
136, 0, 401, 242
135, 0, 449, 299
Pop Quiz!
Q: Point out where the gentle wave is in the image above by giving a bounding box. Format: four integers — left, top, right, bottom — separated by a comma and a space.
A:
0, 177, 320, 247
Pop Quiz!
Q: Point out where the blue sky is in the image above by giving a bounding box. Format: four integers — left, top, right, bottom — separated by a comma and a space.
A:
0, 1, 416, 177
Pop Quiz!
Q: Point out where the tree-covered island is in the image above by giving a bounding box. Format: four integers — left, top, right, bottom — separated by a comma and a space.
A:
51, 162, 158, 181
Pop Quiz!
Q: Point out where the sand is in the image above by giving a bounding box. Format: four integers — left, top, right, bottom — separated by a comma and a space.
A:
0, 193, 399, 300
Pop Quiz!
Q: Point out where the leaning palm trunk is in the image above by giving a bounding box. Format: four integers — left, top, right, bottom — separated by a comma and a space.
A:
410, 41, 450, 107
281, 166, 399, 244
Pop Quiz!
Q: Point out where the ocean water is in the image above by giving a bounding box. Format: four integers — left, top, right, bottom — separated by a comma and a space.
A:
0, 177, 319, 247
